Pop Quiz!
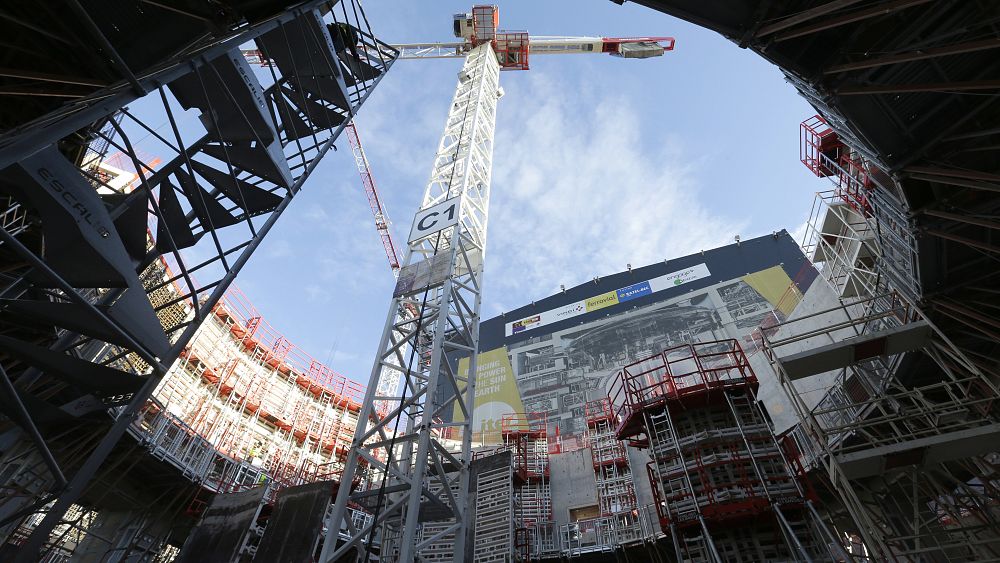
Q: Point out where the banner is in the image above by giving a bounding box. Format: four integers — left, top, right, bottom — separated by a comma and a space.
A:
452, 347, 524, 444
505, 263, 711, 336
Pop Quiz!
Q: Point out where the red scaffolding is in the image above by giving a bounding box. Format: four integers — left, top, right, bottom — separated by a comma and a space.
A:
609, 339, 758, 439
801, 114, 877, 217
800, 114, 842, 178
608, 339, 826, 560
501, 412, 554, 557
584, 399, 643, 545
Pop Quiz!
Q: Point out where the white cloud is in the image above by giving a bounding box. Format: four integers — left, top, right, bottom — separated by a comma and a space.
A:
263, 238, 293, 259
302, 203, 330, 222
486, 72, 744, 306
304, 283, 333, 303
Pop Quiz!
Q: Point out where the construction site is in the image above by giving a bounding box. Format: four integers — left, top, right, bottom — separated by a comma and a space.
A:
1, 1, 999, 562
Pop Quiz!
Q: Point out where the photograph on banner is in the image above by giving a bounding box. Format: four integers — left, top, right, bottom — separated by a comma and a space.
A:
505, 262, 712, 336
481, 261, 814, 450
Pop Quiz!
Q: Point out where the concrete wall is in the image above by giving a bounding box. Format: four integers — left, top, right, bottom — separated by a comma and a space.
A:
751, 276, 851, 433
548, 449, 597, 529
627, 446, 655, 509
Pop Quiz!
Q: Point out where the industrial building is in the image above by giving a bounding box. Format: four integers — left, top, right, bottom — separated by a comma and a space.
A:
0, 1, 999, 562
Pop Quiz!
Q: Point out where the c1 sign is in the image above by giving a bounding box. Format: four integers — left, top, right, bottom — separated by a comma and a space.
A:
408, 196, 462, 243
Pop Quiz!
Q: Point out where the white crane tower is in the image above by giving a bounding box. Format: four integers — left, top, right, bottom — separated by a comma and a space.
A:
321, 6, 673, 562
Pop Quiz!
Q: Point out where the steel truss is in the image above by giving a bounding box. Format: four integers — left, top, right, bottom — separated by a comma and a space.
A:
580, 399, 643, 551
799, 116, 920, 302
609, 339, 846, 563
765, 292, 1000, 559
321, 43, 501, 563
0, 2, 395, 560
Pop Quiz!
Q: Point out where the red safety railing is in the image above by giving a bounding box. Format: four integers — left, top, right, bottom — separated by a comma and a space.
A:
502, 412, 548, 481
584, 398, 616, 425
514, 527, 531, 563
646, 462, 668, 531
800, 115, 843, 177
501, 412, 547, 437
495, 31, 529, 70
609, 339, 757, 439
836, 152, 873, 216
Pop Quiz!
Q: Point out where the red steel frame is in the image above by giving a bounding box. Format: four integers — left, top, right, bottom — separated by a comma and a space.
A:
612, 339, 813, 544
494, 31, 529, 70
836, 151, 874, 216
800, 114, 879, 217
585, 399, 638, 520
800, 114, 843, 178
173, 284, 366, 487
501, 412, 548, 481
609, 339, 758, 440
502, 412, 552, 556
514, 526, 531, 563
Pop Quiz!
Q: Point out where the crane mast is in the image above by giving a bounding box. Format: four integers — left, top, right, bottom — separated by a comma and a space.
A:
323, 41, 499, 563
323, 6, 671, 562
345, 121, 401, 276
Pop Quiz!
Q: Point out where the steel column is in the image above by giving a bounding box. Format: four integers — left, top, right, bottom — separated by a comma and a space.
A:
322, 43, 500, 563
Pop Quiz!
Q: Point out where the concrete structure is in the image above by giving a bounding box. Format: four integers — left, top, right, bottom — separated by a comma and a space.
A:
610, 339, 842, 561
0, 1, 394, 560
2, 2, 1000, 562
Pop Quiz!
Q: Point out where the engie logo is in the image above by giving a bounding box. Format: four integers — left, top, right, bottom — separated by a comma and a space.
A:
511, 315, 541, 334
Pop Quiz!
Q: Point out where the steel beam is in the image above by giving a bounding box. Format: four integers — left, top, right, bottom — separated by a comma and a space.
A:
0, 68, 107, 87
907, 173, 1000, 193
905, 165, 1000, 184
4, 5, 398, 559
66, 0, 144, 94
773, 0, 934, 43
921, 209, 1000, 231
837, 79, 1000, 95
924, 228, 1000, 254
837, 424, 1000, 479
0, 364, 67, 489
755, 0, 865, 38
825, 37, 1000, 74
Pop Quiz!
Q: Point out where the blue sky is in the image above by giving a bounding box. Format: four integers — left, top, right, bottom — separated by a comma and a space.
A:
233, 1, 830, 383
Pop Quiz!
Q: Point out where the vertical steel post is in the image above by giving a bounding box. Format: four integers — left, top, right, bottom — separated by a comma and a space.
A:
321, 43, 500, 563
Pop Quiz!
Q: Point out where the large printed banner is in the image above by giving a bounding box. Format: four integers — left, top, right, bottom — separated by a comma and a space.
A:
504, 263, 712, 336
452, 347, 525, 444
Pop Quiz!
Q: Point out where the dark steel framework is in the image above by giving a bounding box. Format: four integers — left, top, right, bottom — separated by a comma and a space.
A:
0, 1, 395, 560
614, 1, 1000, 559
623, 0, 1000, 382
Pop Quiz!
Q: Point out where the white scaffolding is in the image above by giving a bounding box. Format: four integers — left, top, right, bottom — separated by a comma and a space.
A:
764, 291, 1000, 560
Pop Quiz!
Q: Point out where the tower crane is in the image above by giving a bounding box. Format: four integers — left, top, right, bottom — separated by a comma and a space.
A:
321, 6, 673, 562
344, 121, 401, 277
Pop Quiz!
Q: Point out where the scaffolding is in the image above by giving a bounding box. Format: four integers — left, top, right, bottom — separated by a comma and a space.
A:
152, 286, 365, 492
472, 451, 522, 563
502, 413, 556, 559
583, 399, 643, 549
0, 278, 370, 560
764, 291, 1000, 560
609, 339, 844, 562
799, 114, 920, 302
